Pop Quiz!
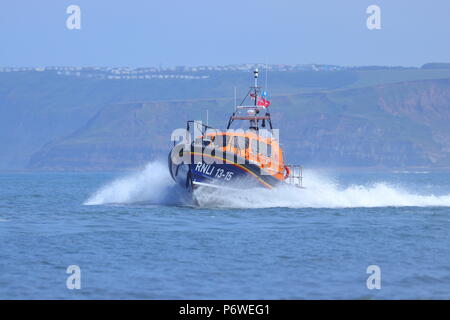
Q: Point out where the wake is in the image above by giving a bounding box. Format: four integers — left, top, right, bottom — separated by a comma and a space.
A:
195, 176, 450, 208
84, 161, 450, 208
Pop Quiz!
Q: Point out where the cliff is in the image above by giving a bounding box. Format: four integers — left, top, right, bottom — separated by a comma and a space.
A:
27, 78, 450, 170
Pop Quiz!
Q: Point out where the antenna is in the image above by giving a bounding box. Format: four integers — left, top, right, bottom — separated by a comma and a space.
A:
206, 109, 209, 127
234, 87, 237, 111
265, 59, 268, 92
253, 68, 259, 88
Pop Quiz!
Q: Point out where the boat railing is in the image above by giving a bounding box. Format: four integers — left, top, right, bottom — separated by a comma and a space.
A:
236, 105, 267, 110
285, 164, 303, 188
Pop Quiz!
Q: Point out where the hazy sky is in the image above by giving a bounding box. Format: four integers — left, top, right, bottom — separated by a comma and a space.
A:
0, 0, 449, 67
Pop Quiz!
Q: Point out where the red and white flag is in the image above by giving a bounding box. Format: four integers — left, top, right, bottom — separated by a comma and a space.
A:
257, 97, 271, 108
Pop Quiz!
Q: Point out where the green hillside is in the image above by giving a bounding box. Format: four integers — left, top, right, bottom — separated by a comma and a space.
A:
28, 78, 450, 170
1, 67, 450, 170
0, 69, 358, 170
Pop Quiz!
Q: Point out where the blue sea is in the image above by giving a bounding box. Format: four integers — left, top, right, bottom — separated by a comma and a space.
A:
1, 162, 450, 299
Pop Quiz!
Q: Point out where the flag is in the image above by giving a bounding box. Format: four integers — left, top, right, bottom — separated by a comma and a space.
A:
257, 97, 270, 108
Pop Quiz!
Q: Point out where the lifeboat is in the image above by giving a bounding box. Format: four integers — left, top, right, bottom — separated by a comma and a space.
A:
168, 69, 303, 193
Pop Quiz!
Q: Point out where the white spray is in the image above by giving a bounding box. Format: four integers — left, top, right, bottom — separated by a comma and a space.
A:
84, 162, 187, 206
84, 162, 450, 209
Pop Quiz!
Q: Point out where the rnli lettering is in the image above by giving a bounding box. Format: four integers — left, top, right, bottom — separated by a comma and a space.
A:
195, 162, 215, 176
194, 162, 234, 181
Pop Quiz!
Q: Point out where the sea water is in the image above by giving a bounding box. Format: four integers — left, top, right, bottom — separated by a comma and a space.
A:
1, 162, 450, 299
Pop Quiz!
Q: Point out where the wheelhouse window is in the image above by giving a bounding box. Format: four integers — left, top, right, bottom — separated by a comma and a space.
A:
250, 139, 272, 157
232, 136, 249, 151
